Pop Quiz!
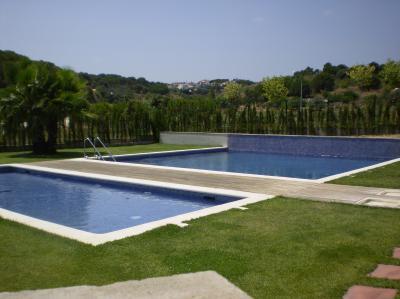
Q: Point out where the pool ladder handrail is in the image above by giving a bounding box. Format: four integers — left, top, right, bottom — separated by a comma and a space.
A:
94, 137, 116, 162
83, 137, 103, 160
83, 137, 116, 161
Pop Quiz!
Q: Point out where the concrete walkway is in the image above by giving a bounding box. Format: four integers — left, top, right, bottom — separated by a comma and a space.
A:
30, 159, 400, 208
0, 271, 251, 299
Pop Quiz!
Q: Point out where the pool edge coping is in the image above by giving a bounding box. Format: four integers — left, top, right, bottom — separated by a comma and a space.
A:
0, 163, 270, 246
317, 157, 400, 182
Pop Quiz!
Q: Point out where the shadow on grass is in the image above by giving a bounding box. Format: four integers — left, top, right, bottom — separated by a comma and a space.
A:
8, 151, 82, 160
0, 144, 203, 164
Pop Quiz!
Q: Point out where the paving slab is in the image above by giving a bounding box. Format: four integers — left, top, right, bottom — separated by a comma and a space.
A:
393, 248, 400, 259
28, 160, 400, 208
0, 271, 251, 299
343, 285, 397, 299
369, 264, 400, 280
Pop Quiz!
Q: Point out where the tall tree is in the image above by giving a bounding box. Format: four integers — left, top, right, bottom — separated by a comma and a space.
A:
380, 60, 400, 89
311, 72, 335, 93
223, 81, 242, 102
261, 76, 288, 103
262, 76, 289, 132
347, 64, 376, 90
0, 62, 87, 154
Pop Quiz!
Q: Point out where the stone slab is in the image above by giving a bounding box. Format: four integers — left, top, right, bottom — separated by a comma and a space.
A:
0, 271, 251, 299
393, 248, 400, 259
369, 264, 400, 280
343, 285, 397, 299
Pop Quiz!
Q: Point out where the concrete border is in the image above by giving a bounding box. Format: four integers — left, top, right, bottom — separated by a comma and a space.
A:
226, 132, 400, 141
317, 157, 400, 182
161, 131, 400, 141
160, 132, 228, 146
109, 146, 227, 160
0, 164, 269, 246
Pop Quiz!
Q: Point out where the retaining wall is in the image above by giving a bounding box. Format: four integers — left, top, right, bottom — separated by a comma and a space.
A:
228, 134, 400, 159
160, 132, 400, 159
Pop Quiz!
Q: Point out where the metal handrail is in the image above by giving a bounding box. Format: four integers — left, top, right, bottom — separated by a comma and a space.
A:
83, 137, 104, 160
94, 137, 116, 162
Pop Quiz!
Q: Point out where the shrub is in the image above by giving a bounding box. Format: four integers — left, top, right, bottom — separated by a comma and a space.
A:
327, 91, 359, 103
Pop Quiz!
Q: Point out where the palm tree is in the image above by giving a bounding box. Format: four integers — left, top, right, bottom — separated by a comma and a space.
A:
0, 62, 88, 154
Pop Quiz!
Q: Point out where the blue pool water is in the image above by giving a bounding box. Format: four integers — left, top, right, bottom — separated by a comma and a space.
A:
121, 150, 387, 179
0, 169, 238, 233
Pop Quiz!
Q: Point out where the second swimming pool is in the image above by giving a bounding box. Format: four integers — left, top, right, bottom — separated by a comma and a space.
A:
113, 149, 388, 180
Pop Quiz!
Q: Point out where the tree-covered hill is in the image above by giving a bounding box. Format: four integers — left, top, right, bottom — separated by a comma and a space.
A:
79, 73, 169, 103
0, 50, 33, 89
2, 49, 400, 105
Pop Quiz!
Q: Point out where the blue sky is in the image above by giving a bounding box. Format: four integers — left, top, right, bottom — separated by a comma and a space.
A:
0, 0, 399, 82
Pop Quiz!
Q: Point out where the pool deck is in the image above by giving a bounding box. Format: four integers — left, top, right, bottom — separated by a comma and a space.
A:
29, 159, 400, 208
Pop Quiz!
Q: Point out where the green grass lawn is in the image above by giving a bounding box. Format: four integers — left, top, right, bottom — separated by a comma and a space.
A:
0, 143, 207, 164
1, 197, 400, 298
1, 143, 399, 297
330, 161, 400, 189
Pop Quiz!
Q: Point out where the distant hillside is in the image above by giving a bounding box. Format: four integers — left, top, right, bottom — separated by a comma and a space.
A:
0, 50, 170, 102
1, 50, 399, 105
0, 50, 33, 88
79, 73, 169, 102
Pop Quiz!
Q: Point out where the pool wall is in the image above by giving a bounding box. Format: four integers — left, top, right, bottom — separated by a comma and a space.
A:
228, 134, 400, 159
160, 132, 400, 159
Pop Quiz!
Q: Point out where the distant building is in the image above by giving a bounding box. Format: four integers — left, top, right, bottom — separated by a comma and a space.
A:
167, 79, 252, 93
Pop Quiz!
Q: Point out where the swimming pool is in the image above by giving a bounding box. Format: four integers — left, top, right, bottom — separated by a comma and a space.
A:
0, 165, 266, 244
100, 134, 400, 181
109, 148, 388, 180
